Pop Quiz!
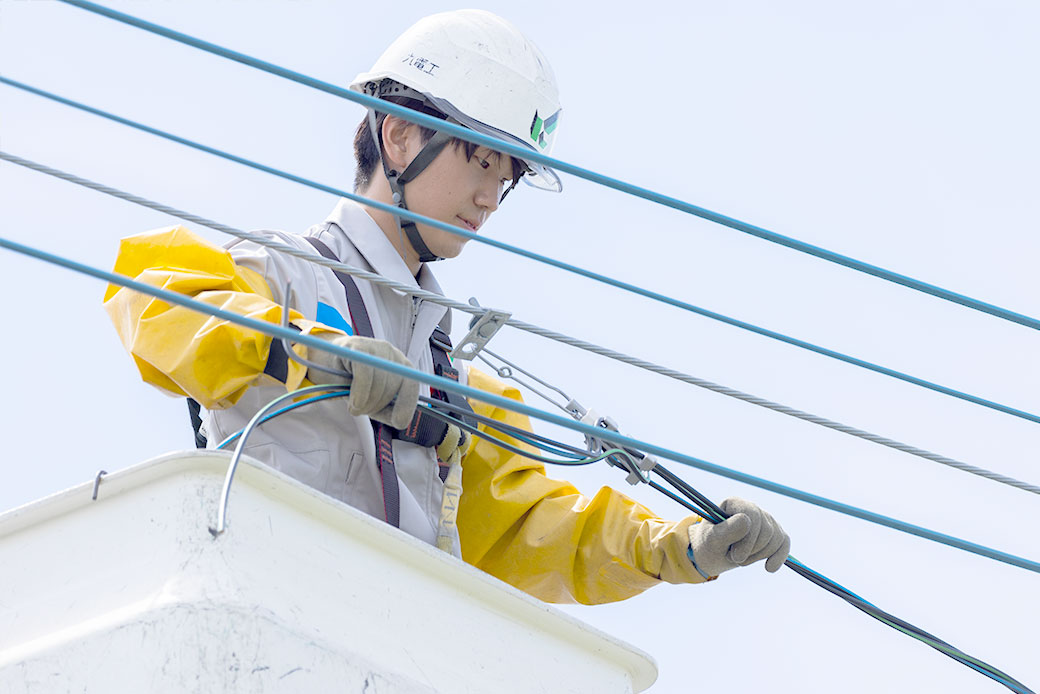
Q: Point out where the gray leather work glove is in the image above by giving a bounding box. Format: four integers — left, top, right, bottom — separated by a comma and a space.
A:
306, 333, 419, 430
687, 497, 791, 579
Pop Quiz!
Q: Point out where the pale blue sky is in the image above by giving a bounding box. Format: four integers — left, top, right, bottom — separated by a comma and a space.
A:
2, 1, 1039, 691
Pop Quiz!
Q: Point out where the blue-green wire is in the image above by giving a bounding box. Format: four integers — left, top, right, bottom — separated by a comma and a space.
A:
216, 390, 349, 449
217, 394, 620, 467
4, 75, 1039, 428
2, 232, 1038, 575
8, 4, 1032, 681
217, 390, 1033, 692
52, 0, 1040, 336
209, 388, 1034, 693
5, 77, 1037, 430
418, 402, 627, 467
784, 557, 872, 605
650, 472, 1029, 691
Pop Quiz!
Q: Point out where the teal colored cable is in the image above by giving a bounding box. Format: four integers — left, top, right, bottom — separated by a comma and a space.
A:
4, 80, 1039, 431
3, 232, 1038, 574
784, 557, 871, 605
11, 155, 1038, 497
656, 470, 1032, 693
212, 383, 349, 535
208, 381, 1033, 690
208, 382, 1003, 683
422, 396, 649, 478
49, 0, 1040, 335
222, 395, 1034, 693
445, 400, 1030, 692
17, 151, 1040, 492
216, 390, 349, 449
215, 389, 621, 466
418, 403, 622, 467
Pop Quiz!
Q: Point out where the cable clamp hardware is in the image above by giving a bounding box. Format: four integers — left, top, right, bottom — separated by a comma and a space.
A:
570, 403, 657, 485
450, 298, 511, 361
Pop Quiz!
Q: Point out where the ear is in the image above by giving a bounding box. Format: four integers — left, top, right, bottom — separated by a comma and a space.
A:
380, 115, 420, 172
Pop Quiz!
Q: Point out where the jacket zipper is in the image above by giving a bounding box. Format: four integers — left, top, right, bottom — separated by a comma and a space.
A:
411, 296, 422, 332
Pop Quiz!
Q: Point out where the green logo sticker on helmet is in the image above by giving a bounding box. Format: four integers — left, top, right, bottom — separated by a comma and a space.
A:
529, 109, 561, 149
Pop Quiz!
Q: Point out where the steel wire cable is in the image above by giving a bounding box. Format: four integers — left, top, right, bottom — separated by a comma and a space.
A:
417, 397, 594, 458
6, 81, 1040, 441
50, 0, 1040, 336
14, 4, 1031, 682
644, 464, 1034, 694
4, 149, 1038, 497
6, 79, 1040, 435
646, 464, 1031, 692
215, 386, 1035, 692
2, 229, 1039, 574
418, 403, 623, 467
210, 382, 1034, 690
208, 383, 351, 535
219, 379, 1034, 690
665, 485, 1023, 685
214, 385, 1035, 692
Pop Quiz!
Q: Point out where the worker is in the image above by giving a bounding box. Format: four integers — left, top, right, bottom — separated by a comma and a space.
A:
103, 9, 790, 604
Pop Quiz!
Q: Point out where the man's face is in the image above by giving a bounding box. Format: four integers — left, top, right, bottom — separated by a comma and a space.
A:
403, 141, 518, 260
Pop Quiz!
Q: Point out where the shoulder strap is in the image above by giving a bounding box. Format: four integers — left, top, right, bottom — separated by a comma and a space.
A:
305, 232, 400, 527
429, 327, 478, 430
306, 234, 374, 338
188, 398, 207, 449
306, 226, 472, 442
305, 228, 479, 513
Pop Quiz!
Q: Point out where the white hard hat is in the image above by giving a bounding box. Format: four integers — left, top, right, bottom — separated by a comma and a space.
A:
350, 9, 563, 192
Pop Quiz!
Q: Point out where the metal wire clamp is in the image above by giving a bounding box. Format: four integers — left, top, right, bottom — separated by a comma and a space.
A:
566, 401, 658, 485
450, 297, 510, 361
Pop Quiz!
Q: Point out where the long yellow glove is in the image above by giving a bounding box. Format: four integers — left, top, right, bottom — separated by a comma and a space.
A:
459, 368, 709, 605
103, 225, 334, 409
105, 225, 707, 605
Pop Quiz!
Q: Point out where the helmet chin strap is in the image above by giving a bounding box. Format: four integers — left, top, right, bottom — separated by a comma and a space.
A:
368, 108, 452, 265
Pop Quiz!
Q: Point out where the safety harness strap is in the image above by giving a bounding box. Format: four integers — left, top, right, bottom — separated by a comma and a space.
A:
306, 229, 479, 492
430, 327, 479, 431
373, 421, 402, 528
306, 234, 401, 527
306, 236, 373, 336
186, 228, 476, 529
188, 398, 207, 449
307, 227, 476, 431
262, 324, 301, 382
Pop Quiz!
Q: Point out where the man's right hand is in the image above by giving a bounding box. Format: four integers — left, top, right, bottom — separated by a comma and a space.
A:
306, 333, 419, 430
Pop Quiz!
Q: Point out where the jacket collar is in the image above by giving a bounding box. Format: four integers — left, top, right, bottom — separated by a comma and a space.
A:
324, 198, 443, 295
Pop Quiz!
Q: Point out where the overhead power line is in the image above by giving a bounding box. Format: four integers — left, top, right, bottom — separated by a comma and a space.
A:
5, 149, 1039, 498
3, 78, 1039, 433
0, 229, 1037, 575
215, 388, 1034, 693
53, 0, 1040, 336
7, 6, 1036, 689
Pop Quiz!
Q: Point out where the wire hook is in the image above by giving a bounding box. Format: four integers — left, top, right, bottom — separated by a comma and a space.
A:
280, 280, 353, 380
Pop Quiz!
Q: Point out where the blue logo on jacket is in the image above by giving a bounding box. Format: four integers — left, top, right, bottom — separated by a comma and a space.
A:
316, 301, 353, 335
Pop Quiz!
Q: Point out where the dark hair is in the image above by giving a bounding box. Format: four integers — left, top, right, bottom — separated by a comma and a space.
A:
352, 97, 526, 193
